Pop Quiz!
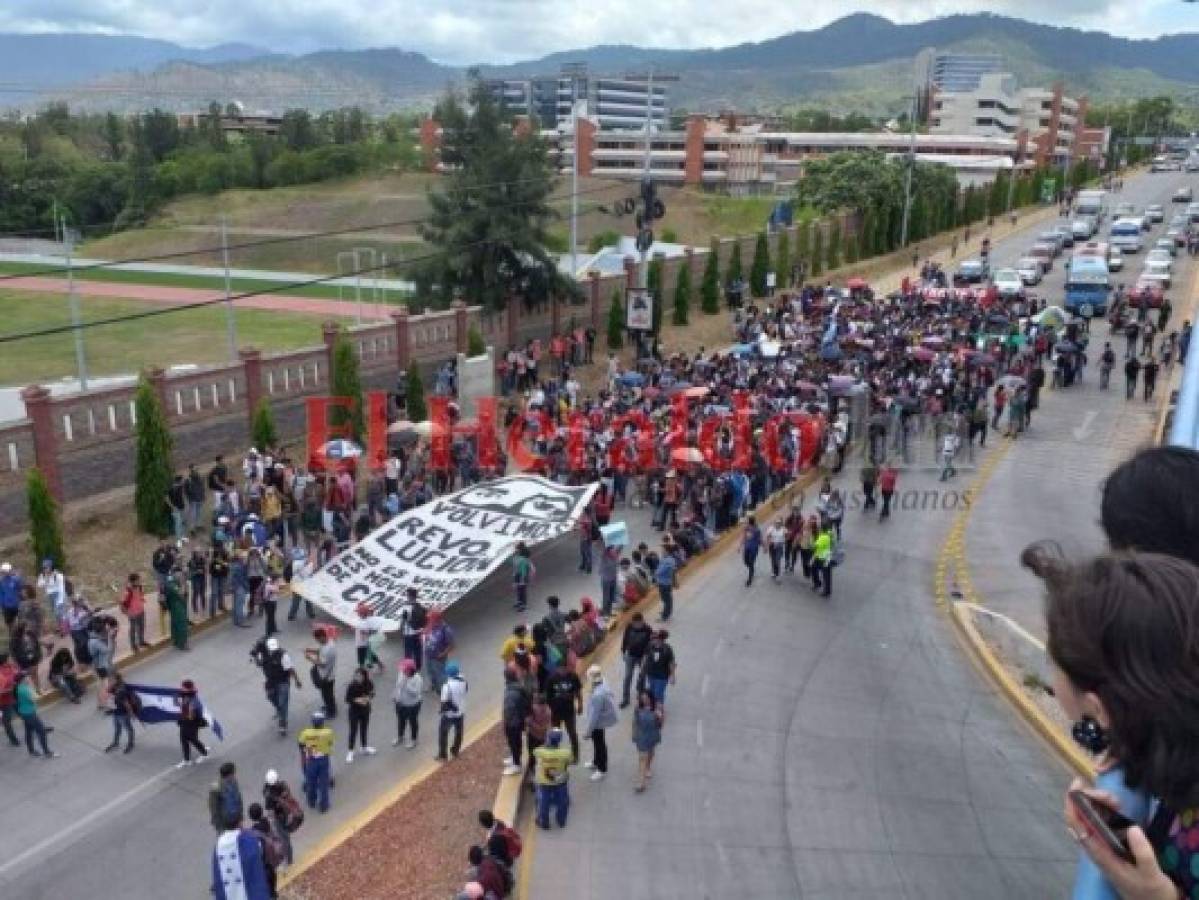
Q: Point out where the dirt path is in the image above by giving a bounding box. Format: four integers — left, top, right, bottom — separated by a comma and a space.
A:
4, 276, 394, 320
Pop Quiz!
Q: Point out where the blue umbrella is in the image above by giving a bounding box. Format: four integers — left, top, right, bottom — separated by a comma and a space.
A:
321, 439, 363, 460
619, 372, 645, 387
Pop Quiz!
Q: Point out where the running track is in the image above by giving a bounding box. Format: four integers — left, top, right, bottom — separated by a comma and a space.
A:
4, 276, 392, 320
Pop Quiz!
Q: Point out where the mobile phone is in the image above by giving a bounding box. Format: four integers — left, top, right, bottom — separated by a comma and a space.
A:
1069, 789, 1136, 863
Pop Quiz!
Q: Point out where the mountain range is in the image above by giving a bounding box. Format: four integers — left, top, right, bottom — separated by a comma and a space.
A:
5, 14, 1199, 117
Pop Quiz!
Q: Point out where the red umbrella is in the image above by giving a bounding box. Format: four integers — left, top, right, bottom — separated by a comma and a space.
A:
847, 277, 868, 291
671, 447, 705, 465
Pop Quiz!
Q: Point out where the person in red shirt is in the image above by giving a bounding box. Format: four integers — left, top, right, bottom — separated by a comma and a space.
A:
879, 464, 899, 521
121, 573, 149, 654
0, 652, 20, 747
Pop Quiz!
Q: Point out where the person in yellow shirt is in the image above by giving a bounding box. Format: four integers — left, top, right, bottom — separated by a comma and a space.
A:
810, 525, 835, 598
498, 624, 535, 665
297, 711, 334, 812
533, 728, 574, 829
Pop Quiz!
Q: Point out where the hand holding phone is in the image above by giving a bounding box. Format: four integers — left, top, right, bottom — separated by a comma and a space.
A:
1069, 789, 1136, 864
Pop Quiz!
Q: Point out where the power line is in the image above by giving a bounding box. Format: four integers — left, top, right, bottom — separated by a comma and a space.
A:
0, 199, 615, 345
0, 180, 626, 282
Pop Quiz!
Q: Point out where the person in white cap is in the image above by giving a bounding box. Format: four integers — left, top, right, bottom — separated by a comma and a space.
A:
581, 665, 619, 782
255, 636, 301, 736
262, 769, 302, 866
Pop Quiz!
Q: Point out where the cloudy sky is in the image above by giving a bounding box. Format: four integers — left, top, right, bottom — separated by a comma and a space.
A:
1, 0, 1192, 63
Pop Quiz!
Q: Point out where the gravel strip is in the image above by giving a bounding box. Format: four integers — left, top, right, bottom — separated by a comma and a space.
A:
283, 724, 506, 900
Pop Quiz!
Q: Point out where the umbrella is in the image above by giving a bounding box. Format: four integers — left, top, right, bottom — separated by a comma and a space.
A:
847, 277, 868, 291
908, 347, 936, 362
619, 372, 645, 387
671, 447, 705, 465
758, 340, 781, 358
682, 386, 710, 400
1055, 340, 1078, 353
921, 336, 946, 348
387, 420, 447, 438
1033, 305, 1069, 326
321, 439, 362, 460
999, 374, 1026, 388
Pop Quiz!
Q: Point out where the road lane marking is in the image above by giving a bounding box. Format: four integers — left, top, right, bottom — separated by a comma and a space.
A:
696, 719, 704, 748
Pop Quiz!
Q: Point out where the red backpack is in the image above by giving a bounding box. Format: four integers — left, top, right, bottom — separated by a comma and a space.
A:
497, 823, 522, 860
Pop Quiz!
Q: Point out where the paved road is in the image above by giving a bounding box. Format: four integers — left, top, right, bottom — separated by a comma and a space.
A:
522, 174, 1196, 899
0, 505, 662, 900
967, 168, 1197, 640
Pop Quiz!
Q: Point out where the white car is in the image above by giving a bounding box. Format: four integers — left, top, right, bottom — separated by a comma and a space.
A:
1108, 247, 1124, 271
1154, 238, 1177, 257
1071, 218, 1095, 239
1146, 249, 1174, 272
992, 268, 1024, 298
1141, 259, 1172, 289
1145, 204, 1166, 223
1016, 257, 1044, 285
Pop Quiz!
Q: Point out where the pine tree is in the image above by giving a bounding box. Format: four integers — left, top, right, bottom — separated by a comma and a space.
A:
251, 398, 278, 451
672, 262, 692, 325
607, 288, 625, 349
826, 219, 841, 271
405, 359, 427, 422
749, 232, 770, 297
775, 229, 791, 289
331, 332, 365, 441
810, 224, 825, 278
727, 240, 744, 286
27, 468, 65, 571
133, 376, 174, 537
700, 241, 721, 314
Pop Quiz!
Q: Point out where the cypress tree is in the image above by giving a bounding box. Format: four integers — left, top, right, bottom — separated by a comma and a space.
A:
700, 241, 721, 314
727, 240, 744, 286
672, 262, 692, 325
775, 229, 791, 288
810, 224, 825, 278
251, 398, 278, 451
27, 468, 66, 571
607, 288, 625, 349
133, 376, 174, 537
331, 332, 365, 440
405, 359, 427, 422
749, 232, 770, 297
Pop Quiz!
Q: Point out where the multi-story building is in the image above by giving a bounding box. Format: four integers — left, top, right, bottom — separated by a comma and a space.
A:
544, 115, 1020, 193
484, 65, 668, 132
929, 52, 1005, 93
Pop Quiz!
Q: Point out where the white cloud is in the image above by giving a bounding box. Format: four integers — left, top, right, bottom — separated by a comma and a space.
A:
0, 0, 1185, 63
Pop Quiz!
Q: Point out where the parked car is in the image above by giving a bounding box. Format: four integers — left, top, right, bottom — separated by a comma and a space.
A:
1016, 257, 1044, 285
1107, 247, 1124, 271
1153, 238, 1178, 257
1145, 204, 1165, 224
991, 267, 1024, 299
1173, 186, 1193, 203
953, 258, 989, 285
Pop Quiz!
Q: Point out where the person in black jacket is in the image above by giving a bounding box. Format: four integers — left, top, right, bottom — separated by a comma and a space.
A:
175, 679, 209, 768
619, 612, 654, 708
344, 667, 376, 762
185, 464, 206, 535
501, 669, 530, 776
207, 456, 228, 509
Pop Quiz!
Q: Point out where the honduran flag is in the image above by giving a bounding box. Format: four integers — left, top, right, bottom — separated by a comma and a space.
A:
126, 683, 226, 741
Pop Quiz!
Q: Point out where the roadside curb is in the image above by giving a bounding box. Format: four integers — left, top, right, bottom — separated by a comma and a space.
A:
932, 436, 1095, 778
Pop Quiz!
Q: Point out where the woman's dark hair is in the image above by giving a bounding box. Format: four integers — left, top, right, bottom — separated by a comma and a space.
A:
1021, 542, 1199, 809
1101, 446, 1199, 567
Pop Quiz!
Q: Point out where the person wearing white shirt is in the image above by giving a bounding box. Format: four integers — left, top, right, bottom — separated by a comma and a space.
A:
435, 662, 468, 761
37, 561, 67, 634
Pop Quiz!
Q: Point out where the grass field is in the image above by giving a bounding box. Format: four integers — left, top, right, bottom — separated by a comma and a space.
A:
75, 172, 795, 277
0, 289, 347, 386
0, 262, 412, 303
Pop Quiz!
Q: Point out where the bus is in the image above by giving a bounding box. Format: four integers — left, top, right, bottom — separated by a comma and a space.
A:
1064, 253, 1111, 317
1109, 218, 1144, 254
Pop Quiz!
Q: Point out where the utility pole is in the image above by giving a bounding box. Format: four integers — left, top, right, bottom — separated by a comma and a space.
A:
899, 93, 917, 247
570, 77, 579, 282
220, 215, 238, 361
62, 215, 88, 391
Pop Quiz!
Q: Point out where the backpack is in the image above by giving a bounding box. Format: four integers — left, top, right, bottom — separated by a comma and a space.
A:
259, 825, 286, 869
405, 601, 428, 631
496, 823, 522, 860
124, 686, 143, 716
275, 787, 305, 834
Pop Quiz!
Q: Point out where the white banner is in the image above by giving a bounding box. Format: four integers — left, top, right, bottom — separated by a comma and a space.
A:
294, 475, 598, 628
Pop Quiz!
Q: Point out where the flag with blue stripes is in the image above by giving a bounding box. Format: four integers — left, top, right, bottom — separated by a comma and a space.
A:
126, 683, 225, 741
